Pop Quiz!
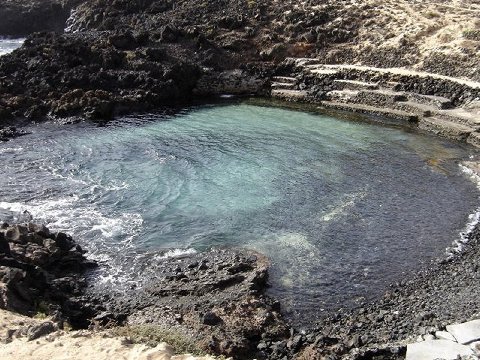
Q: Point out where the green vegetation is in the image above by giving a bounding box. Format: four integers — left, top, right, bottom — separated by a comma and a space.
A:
33, 300, 50, 319
462, 29, 480, 41
112, 325, 204, 355
424, 10, 440, 19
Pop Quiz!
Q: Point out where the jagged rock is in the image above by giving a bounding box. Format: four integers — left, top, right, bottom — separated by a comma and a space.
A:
0, 223, 97, 327
26, 321, 55, 341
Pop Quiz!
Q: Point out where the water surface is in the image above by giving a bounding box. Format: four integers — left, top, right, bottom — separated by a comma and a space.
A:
0, 38, 24, 56
0, 103, 478, 326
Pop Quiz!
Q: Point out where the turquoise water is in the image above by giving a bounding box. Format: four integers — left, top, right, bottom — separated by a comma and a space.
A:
0, 38, 24, 56
0, 103, 478, 326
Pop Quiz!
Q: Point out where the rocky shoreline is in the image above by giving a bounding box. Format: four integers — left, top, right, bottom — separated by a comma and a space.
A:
2, 0, 480, 359
2, 214, 480, 359
0, 222, 97, 328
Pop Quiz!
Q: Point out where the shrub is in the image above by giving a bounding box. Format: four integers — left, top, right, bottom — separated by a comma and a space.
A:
463, 29, 480, 41
112, 325, 204, 355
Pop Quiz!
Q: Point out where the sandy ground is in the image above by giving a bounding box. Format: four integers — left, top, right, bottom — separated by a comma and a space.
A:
0, 310, 217, 360
357, 0, 480, 60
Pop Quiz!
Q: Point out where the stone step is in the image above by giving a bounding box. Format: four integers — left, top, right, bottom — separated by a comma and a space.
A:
325, 90, 359, 102
406, 93, 453, 109
333, 79, 379, 91
355, 89, 408, 106
383, 81, 401, 90
418, 117, 475, 141
309, 68, 339, 76
272, 76, 297, 84
436, 108, 480, 127
320, 101, 418, 124
271, 82, 296, 89
467, 131, 480, 148
294, 58, 322, 66
392, 101, 438, 117
271, 89, 308, 101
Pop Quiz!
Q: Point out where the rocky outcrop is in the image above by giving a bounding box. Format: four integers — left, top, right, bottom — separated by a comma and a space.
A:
0, 31, 203, 123
0, 126, 28, 141
0, 222, 97, 327
89, 249, 288, 359
0, 0, 81, 37
1, 0, 479, 125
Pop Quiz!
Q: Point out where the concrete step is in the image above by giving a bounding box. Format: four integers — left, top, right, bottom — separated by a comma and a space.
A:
272, 76, 297, 84
333, 79, 379, 91
407, 93, 453, 109
271, 82, 296, 89
406, 340, 474, 360
320, 101, 418, 124
271, 89, 308, 101
325, 90, 359, 102
418, 117, 475, 141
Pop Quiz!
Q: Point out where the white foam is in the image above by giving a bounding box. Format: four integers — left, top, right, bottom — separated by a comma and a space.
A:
0, 147, 24, 154
158, 248, 197, 259
0, 198, 143, 248
0, 38, 25, 56
447, 163, 480, 256
321, 191, 367, 222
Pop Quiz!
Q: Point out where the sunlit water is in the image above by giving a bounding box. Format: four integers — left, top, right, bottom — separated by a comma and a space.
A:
0, 103, 479, 326
0, 38, 24, 56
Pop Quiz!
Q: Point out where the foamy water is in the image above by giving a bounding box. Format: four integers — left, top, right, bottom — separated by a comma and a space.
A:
0, 38, 24, 56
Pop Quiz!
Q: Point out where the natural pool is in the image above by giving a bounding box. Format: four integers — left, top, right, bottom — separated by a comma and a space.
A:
0, 103, 478, 326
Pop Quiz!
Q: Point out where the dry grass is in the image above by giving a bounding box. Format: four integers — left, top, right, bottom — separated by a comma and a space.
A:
112, 325, 204, 355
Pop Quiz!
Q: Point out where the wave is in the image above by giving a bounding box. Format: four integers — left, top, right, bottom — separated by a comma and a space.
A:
0, 197, 143, 249
448, 162, 480, 256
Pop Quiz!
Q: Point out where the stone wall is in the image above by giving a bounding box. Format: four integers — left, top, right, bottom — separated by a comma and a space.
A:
193, 69, 269, 97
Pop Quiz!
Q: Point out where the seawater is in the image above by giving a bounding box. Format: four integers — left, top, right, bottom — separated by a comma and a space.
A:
0, 38, 24, 56
0, 103, 478, 326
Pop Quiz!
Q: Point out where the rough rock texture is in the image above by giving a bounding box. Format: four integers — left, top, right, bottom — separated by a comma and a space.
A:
2, 0, 479, 125
0, 126, 28, 141
0, 0, 80, 36
0, 222, 97, 328
91, 249, 288, 359
281, 218, 480, 360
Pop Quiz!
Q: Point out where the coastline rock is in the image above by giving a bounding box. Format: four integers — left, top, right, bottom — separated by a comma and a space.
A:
0, 222, 97, 327
0, 0, 79, 37
91, 249, 289, 359
0, 126, 28, 141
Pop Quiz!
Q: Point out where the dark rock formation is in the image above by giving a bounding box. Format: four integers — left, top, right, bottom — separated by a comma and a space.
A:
0, 222, 97, 328
91, 249, 288, 359
0, 0, 81, 37
0, 126, 28, 141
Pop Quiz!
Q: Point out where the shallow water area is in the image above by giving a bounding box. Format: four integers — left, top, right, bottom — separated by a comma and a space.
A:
0, 38, 25, 56
0, 102, 479, 327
